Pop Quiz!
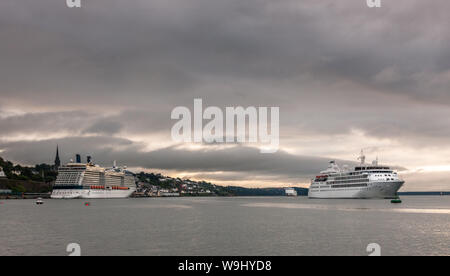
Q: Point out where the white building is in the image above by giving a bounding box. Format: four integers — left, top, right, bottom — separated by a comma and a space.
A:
0, 167, 6, 178
11, 170, 21, 176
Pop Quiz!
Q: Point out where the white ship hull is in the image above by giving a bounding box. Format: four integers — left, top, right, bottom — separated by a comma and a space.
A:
308, 181, 403, 199
52, 161, 137, 199
51, 188, 136, 199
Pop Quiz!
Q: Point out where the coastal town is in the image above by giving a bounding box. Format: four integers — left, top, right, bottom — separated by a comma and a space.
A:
0, 154, 232, 199
0, 148, 308, 199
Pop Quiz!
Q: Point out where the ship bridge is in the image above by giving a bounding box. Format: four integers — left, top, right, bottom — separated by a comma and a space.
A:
355, 166, 390, 171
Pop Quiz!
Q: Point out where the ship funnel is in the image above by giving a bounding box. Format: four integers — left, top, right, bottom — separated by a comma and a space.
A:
87, 156, 92, 164
76, 154, 81, 163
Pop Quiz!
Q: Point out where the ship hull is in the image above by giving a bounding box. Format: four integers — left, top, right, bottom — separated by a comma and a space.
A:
51, 188, 136, 199
308, 181, 404, 199
50, 192, 82, 199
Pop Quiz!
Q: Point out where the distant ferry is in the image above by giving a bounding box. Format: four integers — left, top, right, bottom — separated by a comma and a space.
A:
51, 159, 136, 199
284, 188, 298, 196
308, 151, 404, 199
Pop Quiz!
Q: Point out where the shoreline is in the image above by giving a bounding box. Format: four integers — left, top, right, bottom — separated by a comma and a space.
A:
1, 194, 449, 200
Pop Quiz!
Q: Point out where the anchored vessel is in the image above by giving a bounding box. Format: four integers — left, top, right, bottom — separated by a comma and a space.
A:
284, 187, 298, 196
308, 151, 404, 199
51, 158, 136, 199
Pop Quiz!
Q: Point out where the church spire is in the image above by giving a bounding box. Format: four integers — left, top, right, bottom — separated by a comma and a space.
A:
54, 145, 61, 170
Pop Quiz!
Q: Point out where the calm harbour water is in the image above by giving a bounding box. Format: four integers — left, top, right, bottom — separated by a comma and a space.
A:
0, 196, 449, 256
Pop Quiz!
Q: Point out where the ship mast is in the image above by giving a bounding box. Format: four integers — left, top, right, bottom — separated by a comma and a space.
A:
372, 156, 379, 166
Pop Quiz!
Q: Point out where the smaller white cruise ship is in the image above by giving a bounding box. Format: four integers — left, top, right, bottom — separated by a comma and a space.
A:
51, 157, 136, 199
308, 151, 404, 199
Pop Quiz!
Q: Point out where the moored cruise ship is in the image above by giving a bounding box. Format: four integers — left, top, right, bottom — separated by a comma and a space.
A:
308, 151, 404, 199
51, 157, 136, 199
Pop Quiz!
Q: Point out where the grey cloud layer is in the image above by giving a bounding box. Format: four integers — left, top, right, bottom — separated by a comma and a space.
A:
1, 1, 449, 139
1, 1, 449, 104
0, 1, 449, 189
0, 136, 349, 182
0, 109, 173, 137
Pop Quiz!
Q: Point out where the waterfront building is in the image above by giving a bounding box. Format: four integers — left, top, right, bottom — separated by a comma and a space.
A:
0, 167, 6, 178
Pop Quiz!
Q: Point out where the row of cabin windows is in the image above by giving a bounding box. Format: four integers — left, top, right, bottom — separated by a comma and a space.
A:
331, 183, 368, 188
327, 179, 369, 184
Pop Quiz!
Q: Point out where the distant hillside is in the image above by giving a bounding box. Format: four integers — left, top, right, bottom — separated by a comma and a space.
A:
0, 156, 57, 183
225, 186, 309, 196
398, 191, 450, 196
136, 172, 309, 196
0, 178, 52, 193
1, 156, 309, 196
136, 172, 235, 196
0, 156, 55, 193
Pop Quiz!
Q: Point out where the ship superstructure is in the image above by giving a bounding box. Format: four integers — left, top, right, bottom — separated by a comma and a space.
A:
51, 157, 136, 199
308, 151, 404, 199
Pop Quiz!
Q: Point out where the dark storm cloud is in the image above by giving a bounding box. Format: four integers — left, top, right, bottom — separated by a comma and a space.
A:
0, 136, 141, 166
1, 0, 449, 107
0, 136, 356, 181
283, 103, 450, 146
140, 145, 343, 175
0, 0, 449, 189
83, 120, 123, 135
0, 108, 172, 137
0, 110, 95, 136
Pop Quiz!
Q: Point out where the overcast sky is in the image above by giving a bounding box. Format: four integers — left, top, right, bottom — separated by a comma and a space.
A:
1, 0, 450, 191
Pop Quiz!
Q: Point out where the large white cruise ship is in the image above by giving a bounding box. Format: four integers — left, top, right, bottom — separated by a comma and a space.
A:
51, 158, 136, 199
308, 151, 404, 199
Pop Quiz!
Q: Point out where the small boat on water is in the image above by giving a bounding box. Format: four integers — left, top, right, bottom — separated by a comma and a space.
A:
36, 198, 44, 205
391, 197, 402, 204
